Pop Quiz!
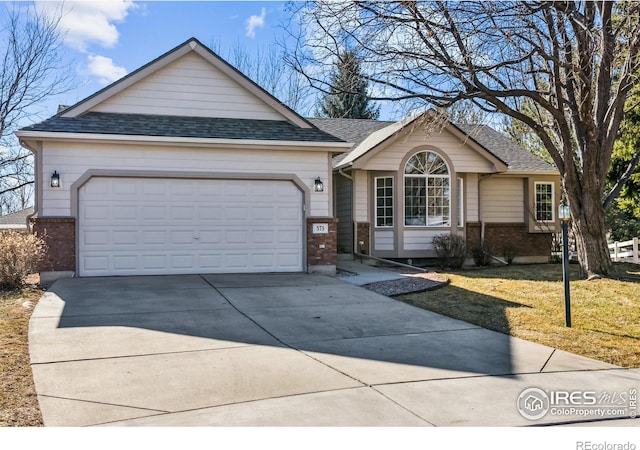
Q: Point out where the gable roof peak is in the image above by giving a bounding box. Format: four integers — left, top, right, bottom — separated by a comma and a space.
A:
56, 37, 313, 128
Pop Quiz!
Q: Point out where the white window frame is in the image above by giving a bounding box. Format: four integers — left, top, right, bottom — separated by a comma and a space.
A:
375, 176, 394, 228
404, 151, 451, 227
534, 181, 555, 222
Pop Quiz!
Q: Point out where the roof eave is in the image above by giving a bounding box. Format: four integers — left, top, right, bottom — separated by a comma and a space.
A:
15, 130, 353, 151
505, 170, 560, 176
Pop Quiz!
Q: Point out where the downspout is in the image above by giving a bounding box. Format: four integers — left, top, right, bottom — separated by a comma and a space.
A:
338, 167, 353, 180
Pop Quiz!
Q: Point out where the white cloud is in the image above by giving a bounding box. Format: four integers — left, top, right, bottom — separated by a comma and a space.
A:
38, 1, 137, 52
87, 54, 127, 85
246, 7, 266, 38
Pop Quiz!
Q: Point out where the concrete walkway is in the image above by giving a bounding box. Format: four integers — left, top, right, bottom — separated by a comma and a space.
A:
29, 273, 640, 426
336, 259, 409, 285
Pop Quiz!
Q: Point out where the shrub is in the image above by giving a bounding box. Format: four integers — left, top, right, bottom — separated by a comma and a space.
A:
549, 232, 562, 263
471, 240, 492, 267
0, 231, 46, 289
432, 233, 466, 269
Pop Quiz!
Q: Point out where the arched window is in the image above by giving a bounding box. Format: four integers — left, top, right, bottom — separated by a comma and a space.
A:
404, 151, 451, 227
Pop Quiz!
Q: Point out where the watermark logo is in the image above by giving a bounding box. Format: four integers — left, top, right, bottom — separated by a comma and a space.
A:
517, 387, 637, 421
517, 387, 550, 420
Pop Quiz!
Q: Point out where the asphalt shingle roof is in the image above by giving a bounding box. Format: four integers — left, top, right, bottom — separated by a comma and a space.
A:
454, 123, 557, 173
21, 112, 346, 143
307, 118, 394, 165
0, 207, 33, 226
310, 117, 556, 173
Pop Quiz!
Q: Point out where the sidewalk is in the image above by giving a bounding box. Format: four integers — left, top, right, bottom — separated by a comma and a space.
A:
336, 259, 408, 286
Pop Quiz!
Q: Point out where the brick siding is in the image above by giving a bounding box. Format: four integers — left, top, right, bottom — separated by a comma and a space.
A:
30, 217, 76, 272
356, 222, 371, 255
306, 218, 338, 269
466, 222, 552, 258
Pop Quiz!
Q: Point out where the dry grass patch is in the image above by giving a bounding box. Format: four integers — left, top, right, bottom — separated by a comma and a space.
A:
397, 263, 640, 368
0, 287, 44, 426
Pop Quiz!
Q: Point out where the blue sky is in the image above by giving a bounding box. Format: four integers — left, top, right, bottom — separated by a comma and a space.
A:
23, 1, 305, 119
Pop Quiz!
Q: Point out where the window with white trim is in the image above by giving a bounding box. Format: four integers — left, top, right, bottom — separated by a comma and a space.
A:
457, 177, 464, 227
404, 151, 450, 227
535, 182, 554, 222
375, 177, 394, 227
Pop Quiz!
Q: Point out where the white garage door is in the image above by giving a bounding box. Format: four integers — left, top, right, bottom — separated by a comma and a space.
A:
78, 177, 304, 276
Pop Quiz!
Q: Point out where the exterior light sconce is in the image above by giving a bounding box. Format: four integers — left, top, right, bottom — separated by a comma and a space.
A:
51, 171, 60, 188
314, 177, 324, 193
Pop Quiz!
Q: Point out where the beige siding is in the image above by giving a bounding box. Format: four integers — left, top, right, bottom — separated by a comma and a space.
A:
403, 229, 442, 251
41, 142, 330, 217
361, 127, 495, 173
374, 230, 394, 251
334, 173, 353, 252
353, 170, 368, 222
466, 173, 479, 222
91, 53, 286, 121
480, 177, 524, 222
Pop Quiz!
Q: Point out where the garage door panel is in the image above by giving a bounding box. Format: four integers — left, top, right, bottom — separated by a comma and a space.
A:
79, 178, 304, 276
82, 205, 109, 221
141, 230, 166, 245
197, 206, 220, 220
141, 179, 167, 195
141, 254, 166, 270
83, 255, 109, 272
141, 205, 166, 220
113, 230, 138, 245
112, 255, 138, 271
113, 181, 138, 195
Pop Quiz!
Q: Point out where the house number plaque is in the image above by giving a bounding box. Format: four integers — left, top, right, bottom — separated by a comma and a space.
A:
312, 223, 329, 234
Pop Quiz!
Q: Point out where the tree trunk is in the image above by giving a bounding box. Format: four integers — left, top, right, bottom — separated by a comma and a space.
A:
570, 190, 613, 279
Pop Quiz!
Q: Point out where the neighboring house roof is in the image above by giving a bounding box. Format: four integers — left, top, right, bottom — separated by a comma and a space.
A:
0, 207, 33, 229
20, 112, 345, 143
313, 114, 557, 174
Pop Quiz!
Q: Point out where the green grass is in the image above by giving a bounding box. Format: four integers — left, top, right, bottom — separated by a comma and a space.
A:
397, 263, 640, 367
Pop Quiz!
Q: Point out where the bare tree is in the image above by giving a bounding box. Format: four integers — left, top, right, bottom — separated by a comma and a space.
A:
0, 4, 73, 212
210, 39, 315, 116
286, 1, 640, 278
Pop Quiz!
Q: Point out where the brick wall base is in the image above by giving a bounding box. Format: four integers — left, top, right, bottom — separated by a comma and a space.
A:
355, 222, 371, 255
307, 218, 338, 275
466, 222, 552, 260
30, 217, 76, 273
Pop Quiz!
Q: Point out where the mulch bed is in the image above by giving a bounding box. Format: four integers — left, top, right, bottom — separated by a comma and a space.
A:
362, 270, 449, 296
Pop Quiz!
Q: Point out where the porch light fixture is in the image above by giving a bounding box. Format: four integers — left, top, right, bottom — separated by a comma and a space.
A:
314, 177, 324, 193
558, 203, 570, 222
558, 201, 571, 327
50, 171, 60, 188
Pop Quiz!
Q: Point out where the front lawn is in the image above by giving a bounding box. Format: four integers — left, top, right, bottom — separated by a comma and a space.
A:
0, 287, 44, 426
397, 263, 640, 368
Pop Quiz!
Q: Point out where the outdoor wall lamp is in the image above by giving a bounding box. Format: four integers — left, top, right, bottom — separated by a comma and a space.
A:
50, 171, 60, 188
558, 202, 571, 327
314, 177, 324, 193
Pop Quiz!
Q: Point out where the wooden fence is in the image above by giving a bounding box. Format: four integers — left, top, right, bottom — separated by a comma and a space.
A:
609, 237, 639, 264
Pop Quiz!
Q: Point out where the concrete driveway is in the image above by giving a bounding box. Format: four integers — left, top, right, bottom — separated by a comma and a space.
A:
29, 273, 640, 426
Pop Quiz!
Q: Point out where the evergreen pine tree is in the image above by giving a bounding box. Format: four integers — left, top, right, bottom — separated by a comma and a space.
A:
317, 50, 379, 119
